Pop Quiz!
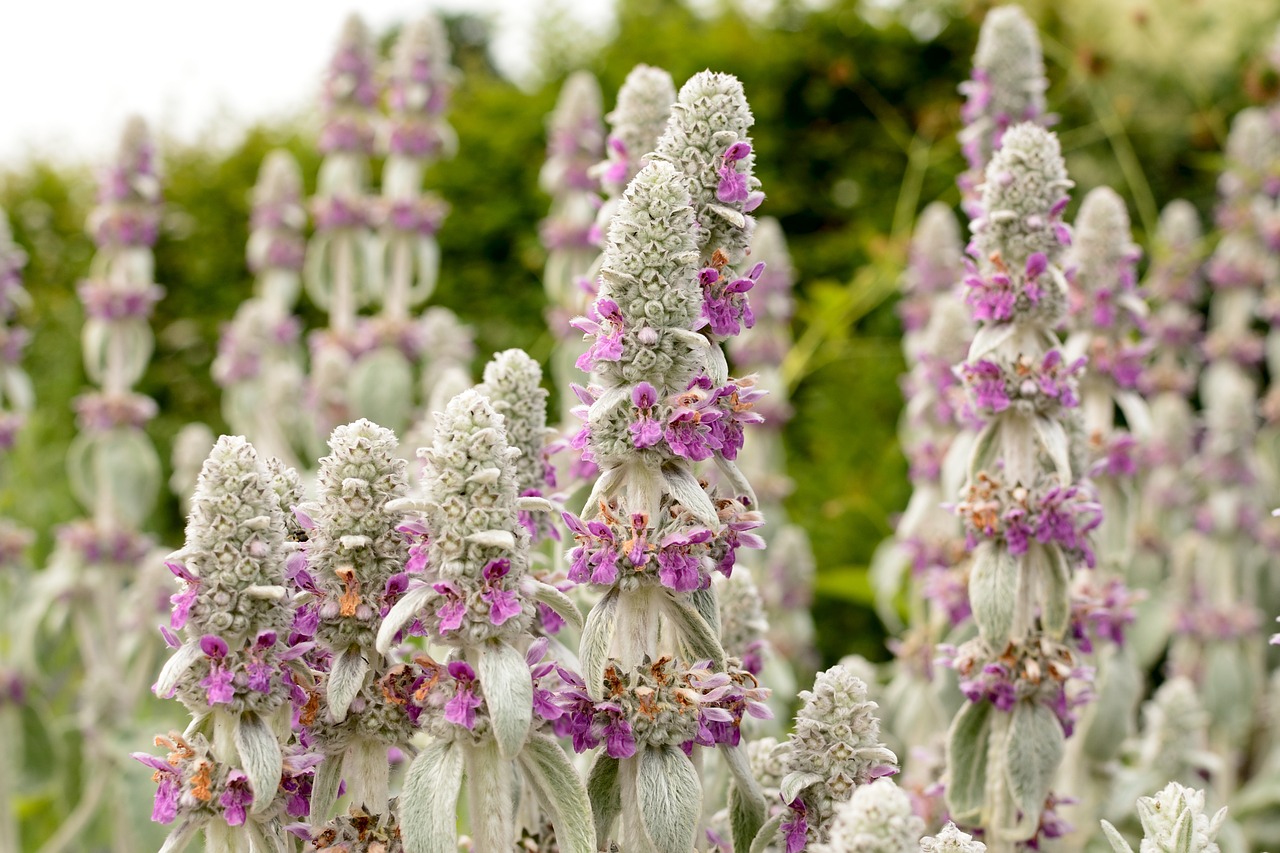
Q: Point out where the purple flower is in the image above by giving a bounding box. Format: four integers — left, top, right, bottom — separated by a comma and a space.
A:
571, 298, 625, 371
629, 381, 663, 448
220, 770, 254, 827
965, 359, 1010, 413
656, 529, 713, 592
664, 406, 722, 461
602, 712, 636, 759
433, 582, 467, 633
782, 798, 808, 853
445, 661, 484, 729
133, 753, 181, 823
481, 559, 522, 625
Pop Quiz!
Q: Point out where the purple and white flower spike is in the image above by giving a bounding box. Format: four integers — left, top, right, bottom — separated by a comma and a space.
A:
957, 5, 1051, 218
945, 122, 1096, 849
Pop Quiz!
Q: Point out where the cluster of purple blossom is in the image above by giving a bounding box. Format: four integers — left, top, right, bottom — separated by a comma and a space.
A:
954, 471, 1103, 566
941, 636, 1095, 737
959, 348, 1084, 418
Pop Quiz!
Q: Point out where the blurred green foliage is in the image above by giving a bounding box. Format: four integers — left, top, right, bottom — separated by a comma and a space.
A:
3, 0, 1280, 680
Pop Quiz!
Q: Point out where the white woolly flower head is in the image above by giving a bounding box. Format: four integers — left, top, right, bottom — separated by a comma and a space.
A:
540, 70, 605, 196
1134, 783, 1226, 853
812, 778, 924, 853
919, 822, 987, 853
304, 420, 411, 651
963, 6, 1047, 156
1073, 187, 1138, 293
972, 123, 1073, 269
906, 202, 965, 299
600, 64, 677, 198
1158, 199, 1202, 252
781, 665, 899, 834
418, 389, 533, 644
715, 569, 770, 677
652, 70, 761, 264
180, 435, 289, 641
1223, 107, 1280, 189
477, 348, 553, 497
594, 159, 704, 394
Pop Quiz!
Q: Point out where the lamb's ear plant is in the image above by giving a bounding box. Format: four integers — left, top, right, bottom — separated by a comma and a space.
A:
1056, 186, 1147, 837
305, 14, 379, 437
540, 70, 605, 324
371, 11, 455, 321
870, 200, 972, 815
137, 435, 309, 852
1100, 783, 1228, 853
1169, 106, 1276, 797
30, 116, 172, 853
563, 68, 774, 852
376, 389, 592, 853
956, 5, 1050, 218
291, 419, 414, 824
0, 207, 32, 853
753, 665, 897, 851
214, 150, 309, 469
1132, 200, 1205, 668
725, 216, 819, 712
352, 12, 458, 437
944, 123, 1098, 850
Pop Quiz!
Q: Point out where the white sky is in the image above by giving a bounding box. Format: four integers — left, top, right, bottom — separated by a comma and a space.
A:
0, 0, 614, 164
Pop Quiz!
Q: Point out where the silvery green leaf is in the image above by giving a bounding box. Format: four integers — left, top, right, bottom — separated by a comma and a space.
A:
465, 741, 514, 851
1083, 648, 1140, 761
345, 737, 390, 814
1040, 544, 1071, 638
968, 321, 1018, 360
586, 751, 622, 846
479, 640, 533, 760
234, 710, 282, 815
339, 534, 372, 550
1173, 808, 1194, 853
376, 585, 434, 655
581, 587, 621, 701
519, 732, 597, 853
1099, 820, 1134, 853
779, 771, 823, 805
385, 496, 430, 515
466, 529, 516, 550
579, 464, 624, 516
466, 467, 502, 485
1005, 701, 1064, 828
244, 819, 287, 853
969, 542, 1017, 647
601, 267, 640, 289
660, 464, 718, 527
515, 495, 556, 513
401, 738, 464, 853
157, 819, 200, 853
154, 640, 201, 699
749, 812, 785, 853
664, 594, 726, 670
637, 745, 701, 853
527, 580, 584, 632
968, 421, 1000, 480
946, 700, 993, 821
243, 584, 288, 600
348, 346, 414, 435
309, 756, 343, 826
706, 203, 747, 228
1033, 415, 1072, 480
713, 455, 757, 509
1116, 391, 1152, 441
705, 342, 730, 387
723, 744, 765, 853
327, 645, 368, 723
689, 586, 721, 640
